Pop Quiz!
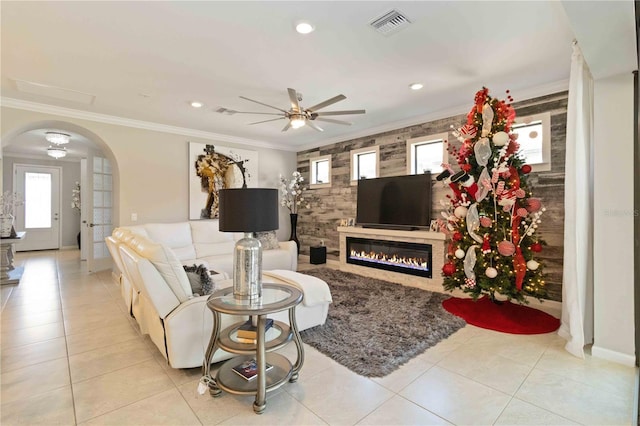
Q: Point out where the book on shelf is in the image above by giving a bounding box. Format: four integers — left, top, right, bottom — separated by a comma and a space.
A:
237, 318, 274, 339
232, 358, 274, 381
235, 336, 256, 344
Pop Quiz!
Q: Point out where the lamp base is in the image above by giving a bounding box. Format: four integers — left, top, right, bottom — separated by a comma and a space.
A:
233, 233, 262, 300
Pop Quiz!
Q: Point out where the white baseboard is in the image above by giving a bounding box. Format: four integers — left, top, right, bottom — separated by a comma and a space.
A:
60, 245, 79, 250
591, 345, 636, 367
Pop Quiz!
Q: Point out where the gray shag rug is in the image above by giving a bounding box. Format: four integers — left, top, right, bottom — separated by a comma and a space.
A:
299, 268, 467, 377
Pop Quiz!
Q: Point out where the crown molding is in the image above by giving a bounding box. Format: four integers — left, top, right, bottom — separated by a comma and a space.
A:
1, 97, 295, 152
296, 79, 570, 151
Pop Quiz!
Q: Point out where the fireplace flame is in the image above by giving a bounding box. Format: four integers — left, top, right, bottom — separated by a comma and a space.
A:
349, 249, 429, 270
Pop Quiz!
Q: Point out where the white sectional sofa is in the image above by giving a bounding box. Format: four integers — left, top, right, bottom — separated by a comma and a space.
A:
106, 220, 332, 369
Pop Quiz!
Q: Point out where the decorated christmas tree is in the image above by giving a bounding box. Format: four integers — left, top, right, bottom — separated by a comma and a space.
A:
439, 87, 547, 304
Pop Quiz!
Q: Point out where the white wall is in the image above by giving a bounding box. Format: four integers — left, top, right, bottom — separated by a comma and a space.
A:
0, 107, 297, 241
592, 72, 635, 365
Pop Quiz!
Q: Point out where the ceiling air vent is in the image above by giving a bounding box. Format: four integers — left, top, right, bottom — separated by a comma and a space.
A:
369, 9, 411, 36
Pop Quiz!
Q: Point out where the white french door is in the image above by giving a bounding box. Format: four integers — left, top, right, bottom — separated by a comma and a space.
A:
85, 154, 113, 272
13, 165, 61, 251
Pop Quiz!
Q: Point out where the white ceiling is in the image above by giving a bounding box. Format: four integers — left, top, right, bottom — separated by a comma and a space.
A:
1, 1, 636, 158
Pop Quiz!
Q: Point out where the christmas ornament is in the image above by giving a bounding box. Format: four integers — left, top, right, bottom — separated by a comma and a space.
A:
517, 208, 529, 217
459, 124, 477, 140
455, 248, 465, 259
526, 198, 542, 212
531, 242, 543, 252
454, 206, 468, 218
442, 262, 456, 276
498, 240, 516, 256
492, 131, 509, 146
527, 260, 540, 270
480, 216, 492, 227
485, 267, 498, 278
521, 164, 532, 174
453, 231, 463, 241
481, 234, 491, 254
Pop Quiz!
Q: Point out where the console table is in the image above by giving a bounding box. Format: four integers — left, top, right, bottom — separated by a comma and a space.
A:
202, 283, 304, 414
1, 232, 26, 285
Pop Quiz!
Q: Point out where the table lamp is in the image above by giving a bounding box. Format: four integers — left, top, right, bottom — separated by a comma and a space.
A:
219, 188, 279, 300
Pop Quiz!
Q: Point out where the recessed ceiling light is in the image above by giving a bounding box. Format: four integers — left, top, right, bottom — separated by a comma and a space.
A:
409, 83, 424, 91
295, 21, 315, 34
190, 101, 204, 108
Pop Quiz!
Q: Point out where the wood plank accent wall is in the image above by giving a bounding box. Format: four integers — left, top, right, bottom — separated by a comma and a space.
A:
295, 91, 567, 302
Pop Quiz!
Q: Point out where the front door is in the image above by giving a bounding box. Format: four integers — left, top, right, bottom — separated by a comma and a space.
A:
13, 164, 61, 251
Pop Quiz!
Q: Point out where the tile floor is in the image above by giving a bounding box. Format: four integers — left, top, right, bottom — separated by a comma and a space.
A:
0, 249, 637, 425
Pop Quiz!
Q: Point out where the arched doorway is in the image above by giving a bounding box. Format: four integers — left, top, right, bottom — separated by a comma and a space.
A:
1, 120, 119, 272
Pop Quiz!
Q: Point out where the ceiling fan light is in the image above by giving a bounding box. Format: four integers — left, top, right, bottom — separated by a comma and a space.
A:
47, 146, 67, 159
290, 116, 306, 129
45, 132, 70, 145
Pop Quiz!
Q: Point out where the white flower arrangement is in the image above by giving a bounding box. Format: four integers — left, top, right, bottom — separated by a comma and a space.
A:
71, 182, 81, 213
0, 191, 24, 217
279, 171, 311, 214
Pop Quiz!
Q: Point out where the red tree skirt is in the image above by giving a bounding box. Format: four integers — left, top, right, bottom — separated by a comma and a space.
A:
442, 296, 560, 335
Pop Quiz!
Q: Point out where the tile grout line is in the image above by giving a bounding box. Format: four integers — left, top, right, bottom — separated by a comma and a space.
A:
56, 253, 80, 426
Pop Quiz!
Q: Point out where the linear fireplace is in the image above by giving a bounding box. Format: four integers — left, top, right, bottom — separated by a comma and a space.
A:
346, 237, 432, 278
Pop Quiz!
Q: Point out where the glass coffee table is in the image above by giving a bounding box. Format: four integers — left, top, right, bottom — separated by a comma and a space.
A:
201, 283, 304, 414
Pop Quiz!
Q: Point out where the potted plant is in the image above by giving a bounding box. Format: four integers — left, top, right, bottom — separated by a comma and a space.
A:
279, 171, 310, 253
0, 191, 23, 238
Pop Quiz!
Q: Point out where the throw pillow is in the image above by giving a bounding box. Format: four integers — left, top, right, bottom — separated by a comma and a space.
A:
255, 231, 280, 250
183, 264, 214, 296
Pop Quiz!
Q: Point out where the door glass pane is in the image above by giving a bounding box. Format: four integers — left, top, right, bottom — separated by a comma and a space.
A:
24, 172, 52, 229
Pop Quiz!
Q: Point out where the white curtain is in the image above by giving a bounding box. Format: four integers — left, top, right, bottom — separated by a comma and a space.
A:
558, 41, 594, 358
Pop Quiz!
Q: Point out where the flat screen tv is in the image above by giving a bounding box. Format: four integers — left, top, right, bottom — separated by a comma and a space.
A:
356, 173, 431, 230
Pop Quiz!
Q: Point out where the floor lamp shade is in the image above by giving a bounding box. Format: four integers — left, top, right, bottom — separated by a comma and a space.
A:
219, 189, 279, 300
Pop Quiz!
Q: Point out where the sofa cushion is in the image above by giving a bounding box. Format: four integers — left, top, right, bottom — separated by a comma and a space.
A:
129, 233, 193, 302
191, 220, 236, 258
183, 264, 214, 296
121, 225, 149, 238
145, 222, 196, 261
256, 231, 280, 250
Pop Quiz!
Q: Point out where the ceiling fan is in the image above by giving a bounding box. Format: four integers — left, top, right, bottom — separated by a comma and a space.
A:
235, 88, 365, 132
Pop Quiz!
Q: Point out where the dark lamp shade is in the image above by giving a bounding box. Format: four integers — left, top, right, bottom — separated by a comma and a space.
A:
219, 188, 279, 232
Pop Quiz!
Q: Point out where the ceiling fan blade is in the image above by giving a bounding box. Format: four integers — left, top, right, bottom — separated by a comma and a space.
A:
315, 117, 352, 126
315, 109, 366, 116
306, 94, 346, 112
305, 120, 324, 132
239, 96, 288, 113
282, 121, 292, 132
234, 111, 283, 116
287, 88, 301, 112
248, 117, 285, 125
